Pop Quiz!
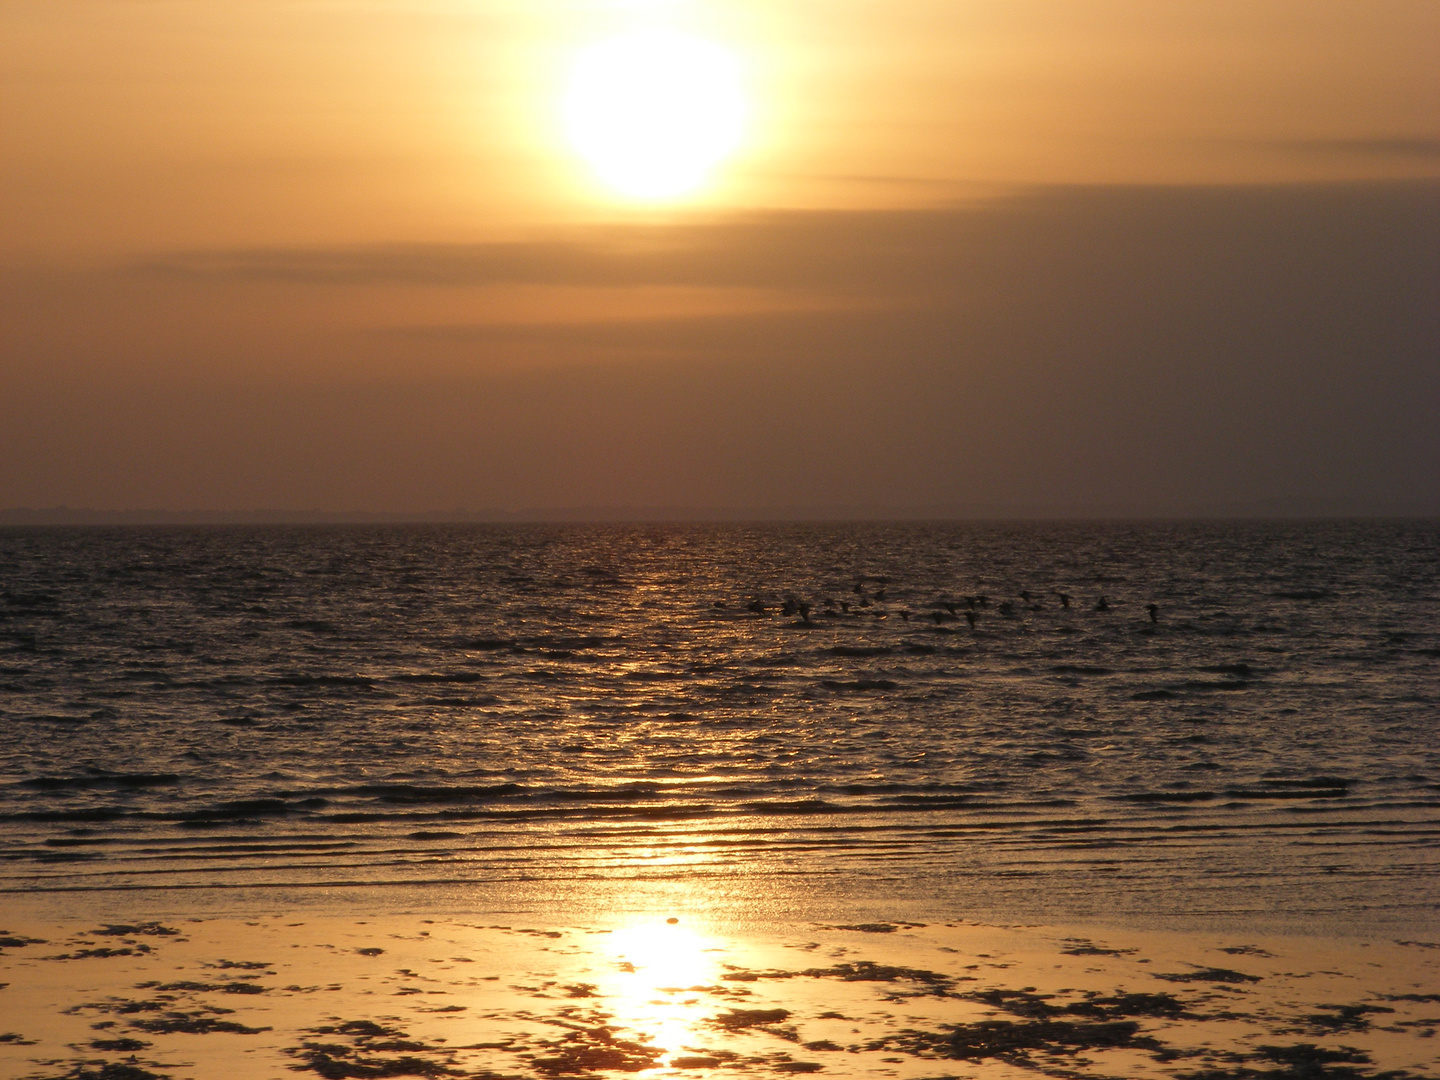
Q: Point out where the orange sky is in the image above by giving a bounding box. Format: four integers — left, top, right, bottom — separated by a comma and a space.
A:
1, 1, 1437, 515
6, 0, 1438, 253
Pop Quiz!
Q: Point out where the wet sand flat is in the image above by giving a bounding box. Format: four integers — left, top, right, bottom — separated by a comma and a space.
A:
2, 914, 1438, 1080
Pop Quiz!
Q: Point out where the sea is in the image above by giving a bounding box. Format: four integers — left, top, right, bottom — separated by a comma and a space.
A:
1, 521, 1436, 931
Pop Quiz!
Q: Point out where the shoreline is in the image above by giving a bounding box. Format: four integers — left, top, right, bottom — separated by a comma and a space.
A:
4, 878, 1436, 942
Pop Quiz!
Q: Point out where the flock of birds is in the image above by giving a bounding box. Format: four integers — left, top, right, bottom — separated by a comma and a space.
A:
718, 579, 1161, 626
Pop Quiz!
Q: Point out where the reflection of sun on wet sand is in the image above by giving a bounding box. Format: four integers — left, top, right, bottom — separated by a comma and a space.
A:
599, 920, 723, 1068
1, 914, 1438, 1080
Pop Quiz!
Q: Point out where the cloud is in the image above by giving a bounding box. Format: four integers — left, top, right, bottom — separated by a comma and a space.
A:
138, 180, 1440, 304
363, 180, 1440, 371
1270, 138, 1440, 160
6, 181, 1438, 515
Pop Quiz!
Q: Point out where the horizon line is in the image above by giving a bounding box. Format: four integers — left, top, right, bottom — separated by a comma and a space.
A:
3, 504, 1437, 526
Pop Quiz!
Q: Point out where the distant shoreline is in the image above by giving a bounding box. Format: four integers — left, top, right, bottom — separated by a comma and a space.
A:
3, 508, 1437, 525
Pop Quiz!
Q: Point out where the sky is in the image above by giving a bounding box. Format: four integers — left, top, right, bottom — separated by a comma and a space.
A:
2, 0, 1437, 517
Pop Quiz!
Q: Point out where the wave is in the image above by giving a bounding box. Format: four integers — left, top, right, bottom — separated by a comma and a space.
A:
19, 773, 181, 791
0, 519, 1434, 923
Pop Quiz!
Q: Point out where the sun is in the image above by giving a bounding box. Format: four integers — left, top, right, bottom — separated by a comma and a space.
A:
563, 28, 745, 199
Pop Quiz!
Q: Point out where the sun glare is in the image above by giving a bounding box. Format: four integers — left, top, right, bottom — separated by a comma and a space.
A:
601, 919, 720, 1064
563, 28, 745, 199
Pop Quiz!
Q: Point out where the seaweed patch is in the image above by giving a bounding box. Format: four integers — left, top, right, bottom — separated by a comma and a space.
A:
1172, 1042, 1432, 1079
1155, 967, 1261, 984
128, 1013, 272, 1035
723, 960, 959, 998
0, 934, 47, 949
88, 1038, 151, 1052
1061, 938, 1137, 957
864, 1017, 1165, 1063
36, 1065, 173, 1080
709, 1008, 792, 1030
286, 1020, 467, 1078
135, 980, 268, 995
48, 948, 152, 961
521, 1025, 664, 1076
1290, 1004, 1396, 1035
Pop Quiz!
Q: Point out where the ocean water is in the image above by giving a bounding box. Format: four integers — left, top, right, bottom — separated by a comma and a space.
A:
0, 522, 1436, 929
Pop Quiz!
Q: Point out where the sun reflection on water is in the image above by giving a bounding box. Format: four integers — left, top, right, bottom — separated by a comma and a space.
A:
601, 918, 721, 1066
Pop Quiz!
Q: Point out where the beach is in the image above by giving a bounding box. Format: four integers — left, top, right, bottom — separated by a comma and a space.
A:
3, 905, 1439, 1080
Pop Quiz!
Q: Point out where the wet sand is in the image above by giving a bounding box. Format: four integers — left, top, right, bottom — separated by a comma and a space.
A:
2, 912, 1438, 1079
